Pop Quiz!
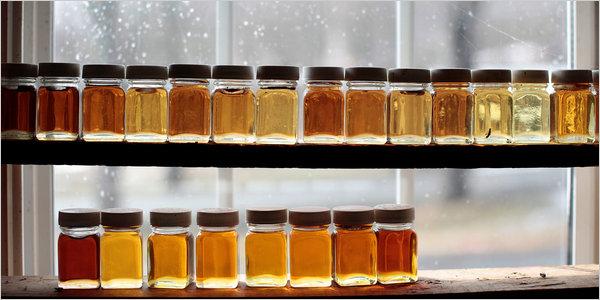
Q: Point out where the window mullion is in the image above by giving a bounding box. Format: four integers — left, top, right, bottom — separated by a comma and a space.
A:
215, 1, 234, 208
216, 0, 233, 65
396, 1, 414, 68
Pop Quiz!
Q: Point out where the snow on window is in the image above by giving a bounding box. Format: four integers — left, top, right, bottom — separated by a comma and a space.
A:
54, 1, 216, 65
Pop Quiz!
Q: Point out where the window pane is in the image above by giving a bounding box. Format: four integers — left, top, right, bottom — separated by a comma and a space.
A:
404, 1, 572, 267
232, 168, 396, 273
231, 1, 397, 152
411, 1, 568, 68
409, 169, 569, 268
233, 168, 569, 272
53, 166, 218, 274
50, 1, 574, 275
53, 1, 216, 65
53, 1, 218, 274
232, 1, 396, 67
232, 169, 396, 209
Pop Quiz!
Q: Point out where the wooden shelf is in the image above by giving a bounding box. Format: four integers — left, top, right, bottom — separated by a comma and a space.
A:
1, 140, 598, 168
1, 265, 597, 298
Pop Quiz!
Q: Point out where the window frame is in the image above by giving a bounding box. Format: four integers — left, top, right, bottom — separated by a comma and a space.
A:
3, 0, 598, 276
571, 1, 599, 265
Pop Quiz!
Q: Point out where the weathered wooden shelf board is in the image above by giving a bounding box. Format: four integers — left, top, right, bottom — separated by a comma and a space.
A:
1, 140, 598, 169
2, 265, 598, 298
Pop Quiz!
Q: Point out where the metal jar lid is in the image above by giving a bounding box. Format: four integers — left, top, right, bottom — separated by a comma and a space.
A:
212, 65, 254, 80
471, 69, 511, 83
197, 208, 239, 227
388, 68, 430, 83
246, 207, 288, 224
150, 208, 191, 227
431, 68, 471, 83
289, 206, 331, 226
1, 63, 38, 78
101, 208, 143, 227
82, 64, 125, 79
38, 62, 80, 78
126, 65, 168, 80
512, 70, 549, 84
256, 65, 300, 80
551, 69, 593, 84
168, 64, 211, 79
303, 66, 344, 81
59, 208, 100, 227
374, 204, 415, 224
332, 205, 374, 225
345, 67, 387, 82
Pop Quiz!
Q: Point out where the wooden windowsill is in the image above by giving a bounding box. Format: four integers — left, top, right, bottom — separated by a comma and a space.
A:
2, 265, 598, 298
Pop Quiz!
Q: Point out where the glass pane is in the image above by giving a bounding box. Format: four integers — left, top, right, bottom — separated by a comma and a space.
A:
50, 0, 573, 276
410, 1, 568, 68
232, 168, 396, 273
53, 1, 216, 65
232, 1, 397, 135
234, 168, 570, 271
53, 1, 218, 274
408, 169, 570, 268
53, 166, 218, 274
232, 1, 396, 67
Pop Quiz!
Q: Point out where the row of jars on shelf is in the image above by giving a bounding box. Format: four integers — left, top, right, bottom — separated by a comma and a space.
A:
2, 62, 598, 145
58, 205, 416, 290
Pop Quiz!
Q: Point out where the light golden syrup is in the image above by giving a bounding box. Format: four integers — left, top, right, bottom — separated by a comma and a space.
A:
125, 87, 168, 142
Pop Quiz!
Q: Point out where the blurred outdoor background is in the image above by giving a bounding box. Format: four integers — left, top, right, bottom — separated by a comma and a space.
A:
52, 1, 580, 274
55, 167, 570, 274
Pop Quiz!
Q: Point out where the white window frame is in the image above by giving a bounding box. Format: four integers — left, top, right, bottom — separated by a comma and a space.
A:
4, 1, 598, 275
571, 2, 599, 265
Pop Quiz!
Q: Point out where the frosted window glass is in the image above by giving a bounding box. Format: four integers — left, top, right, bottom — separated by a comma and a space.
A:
53, 1, 216, 65
232, 1, 396, 67
411, 1, 568, 68
51, 1, 573, 275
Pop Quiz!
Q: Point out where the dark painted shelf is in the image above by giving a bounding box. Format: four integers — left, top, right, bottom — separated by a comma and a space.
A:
1, 140, 597, 168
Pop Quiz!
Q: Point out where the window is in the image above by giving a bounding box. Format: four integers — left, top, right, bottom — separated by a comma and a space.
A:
231, 1, 396, 67
411, 1, 568, 68
54, 1, 216, 65
411, 169, 569, 268
50, 0, 584, 275
53, 166, 218, 274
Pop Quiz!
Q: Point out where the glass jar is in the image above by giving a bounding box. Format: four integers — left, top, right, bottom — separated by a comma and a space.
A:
345, 67, 387, 145
431, 69, 473, 145
37, 62, 80, 141
387, 69, 432, 145
472, 69, 513, 144
302, 66, 345, 144
100, 208, 143, 289
288, 206, 332, 288
147, 208, 192, 289
57, 208, 101, 289
168, 64, 212, 143
125, 65, 168, 143
195, 208, 239, 289
212, 65, 256, 144
512, 70, 551, 144
551, 70, 595, 144
245, 207, 288, 287
332, 205, 377, 287
256, 65, 299, 145
82, 64, 126, 142
1, 63, 38, 140
374, 204, 417, 284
